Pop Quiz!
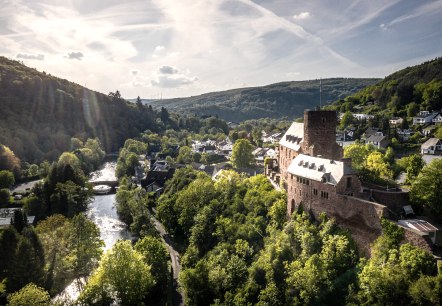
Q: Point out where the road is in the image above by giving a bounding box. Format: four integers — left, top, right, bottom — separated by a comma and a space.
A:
151, 210, 184, 306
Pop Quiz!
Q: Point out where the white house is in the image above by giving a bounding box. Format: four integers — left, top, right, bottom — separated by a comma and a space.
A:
432, 113, 442, 125
389, 117, 403, 127
413, 111, 438, 125
353, 113, 375, 121
262, 132, 282, 144
421, 138, 442, 155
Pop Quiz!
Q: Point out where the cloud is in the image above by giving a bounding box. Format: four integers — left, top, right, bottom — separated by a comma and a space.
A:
16, 53, 44, 60
67, 51, 84, 60
151, 65, 198, 88
154, 45, 165, 52
379, 23, 388, 31
293, 12, 311, 20
131, 69, 138, 75
158, 65, 178, 74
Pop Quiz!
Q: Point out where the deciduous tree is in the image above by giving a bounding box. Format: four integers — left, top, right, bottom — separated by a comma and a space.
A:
231, 139, 254, 168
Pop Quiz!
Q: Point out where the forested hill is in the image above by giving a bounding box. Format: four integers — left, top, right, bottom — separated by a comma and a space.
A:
327, 57, 442, 116
0, 56, 159, 163
146, 78, 380, 122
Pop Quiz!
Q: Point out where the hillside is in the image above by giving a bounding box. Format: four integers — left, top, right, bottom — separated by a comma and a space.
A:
0, 57, 159, 163
146, 78, 380, 122
327, 57, 442, 117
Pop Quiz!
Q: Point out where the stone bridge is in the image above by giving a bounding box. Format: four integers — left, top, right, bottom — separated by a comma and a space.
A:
89, 180, 119, 187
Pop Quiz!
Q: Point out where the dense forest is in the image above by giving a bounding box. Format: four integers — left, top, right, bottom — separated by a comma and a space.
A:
145, 78, 379, 122
328, 57, 442, 117
0, 57, 161, 163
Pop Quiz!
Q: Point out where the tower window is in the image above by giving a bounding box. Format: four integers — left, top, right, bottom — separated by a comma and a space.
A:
347, 177, 352, 188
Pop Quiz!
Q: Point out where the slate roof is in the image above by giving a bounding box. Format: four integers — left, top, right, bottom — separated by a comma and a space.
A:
366, 134, 387, 143
141, 168, 175, 189
279, 122, 304, 151
287, 154, 355, 185
421, 138, 442, 149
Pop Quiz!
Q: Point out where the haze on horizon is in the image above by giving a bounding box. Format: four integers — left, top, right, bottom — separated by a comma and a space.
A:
0, 0, 441, 99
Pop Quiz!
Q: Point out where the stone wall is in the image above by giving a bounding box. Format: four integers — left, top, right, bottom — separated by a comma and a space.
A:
402, 226, 433, 253
287, 173, 390, 255
370, 189, 409, 215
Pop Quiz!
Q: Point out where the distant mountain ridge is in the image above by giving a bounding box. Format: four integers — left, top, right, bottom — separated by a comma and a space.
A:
145, 78, 380, 122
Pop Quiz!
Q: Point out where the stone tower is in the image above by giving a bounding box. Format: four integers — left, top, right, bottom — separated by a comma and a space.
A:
301, 110, 343, 160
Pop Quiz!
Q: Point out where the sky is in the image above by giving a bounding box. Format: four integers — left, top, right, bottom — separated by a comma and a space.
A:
1, 0, 441, 99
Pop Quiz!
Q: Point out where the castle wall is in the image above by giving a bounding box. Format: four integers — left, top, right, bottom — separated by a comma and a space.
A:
278, 145, 299, 183
370, 189, 409, 214
287, 173, 389, 255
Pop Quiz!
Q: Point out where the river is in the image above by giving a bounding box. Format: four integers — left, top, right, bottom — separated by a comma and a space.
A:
55, 162, 131, 302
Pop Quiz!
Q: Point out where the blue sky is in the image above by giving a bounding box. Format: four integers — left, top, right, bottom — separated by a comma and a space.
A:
1, 0, 441, 98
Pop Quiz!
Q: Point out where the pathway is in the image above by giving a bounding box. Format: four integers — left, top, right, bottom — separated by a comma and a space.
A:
151, 210, 184, 306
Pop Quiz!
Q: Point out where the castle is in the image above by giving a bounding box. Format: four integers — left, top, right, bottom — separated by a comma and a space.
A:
273, 109, 427, 254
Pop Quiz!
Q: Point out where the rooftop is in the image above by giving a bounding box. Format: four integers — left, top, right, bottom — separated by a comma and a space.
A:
287, 154, 355, 185
279, 122, 304, 151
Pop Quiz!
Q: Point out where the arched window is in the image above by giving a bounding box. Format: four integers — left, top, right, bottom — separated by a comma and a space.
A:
291, 199, 296, 213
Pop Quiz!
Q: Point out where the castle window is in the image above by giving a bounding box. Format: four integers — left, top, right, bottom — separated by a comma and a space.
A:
313, 188, 318, 196
306, 180, 309, 186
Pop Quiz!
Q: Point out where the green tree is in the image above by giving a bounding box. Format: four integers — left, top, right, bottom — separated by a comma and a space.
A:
8, 233, 45, 292
405, 154, 425, 184
366, 151, 393, 179
0, 144, 21, 178
35, 214, 72, 294
409, 274, 442, 305
123, 139, 147, 155
7, 283, 50, 306
0, 170, 14, 189
69, 214, 104, 281
343, 143, 375, 169
135, 236, 169, 302
0, 188, 11, 206
79, 240, 154, 305
435, 124, 442, 139
0, 226, 19, 280
70, 137, 83, 151
339, 111, 354, 130
423, 80, 442, 110
231, 139, 254, 168
410, 159, 442, 217
176, 146, 192, 164
11, 210, 28, 233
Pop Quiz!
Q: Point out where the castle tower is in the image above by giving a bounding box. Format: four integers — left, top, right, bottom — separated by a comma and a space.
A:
301, 110, 343, 160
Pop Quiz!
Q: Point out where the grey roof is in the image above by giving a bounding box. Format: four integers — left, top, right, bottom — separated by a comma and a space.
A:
363, 127, 380, 137
287, 154, 355, 185
366, 134, 387, 143
421, 138, 442, 149
279, 122, 304, 151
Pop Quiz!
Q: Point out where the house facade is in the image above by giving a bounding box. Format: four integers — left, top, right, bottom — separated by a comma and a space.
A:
421, 138, 442, 155
413, 111, 438, 125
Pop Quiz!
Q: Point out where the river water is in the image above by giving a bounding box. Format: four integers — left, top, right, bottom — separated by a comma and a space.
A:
55, 161, 131, 302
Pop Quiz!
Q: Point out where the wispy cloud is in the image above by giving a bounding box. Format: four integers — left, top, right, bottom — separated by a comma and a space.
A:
16, 53, 44, 60
0, 0, 439, 98
293, 12, 311, 20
